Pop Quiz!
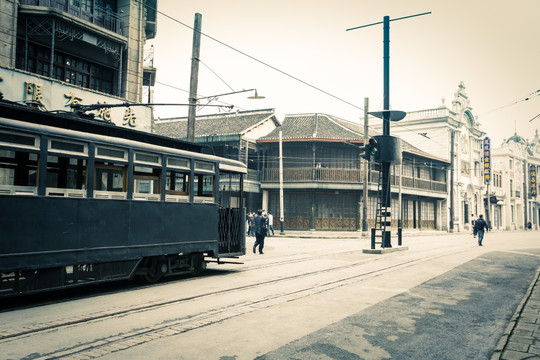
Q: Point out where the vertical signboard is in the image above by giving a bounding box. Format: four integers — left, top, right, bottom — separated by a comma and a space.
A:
483, 137, 491, 184
530, 164, 537, 198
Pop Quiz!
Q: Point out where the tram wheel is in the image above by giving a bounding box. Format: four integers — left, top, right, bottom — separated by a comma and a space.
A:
139, 256, 167, 283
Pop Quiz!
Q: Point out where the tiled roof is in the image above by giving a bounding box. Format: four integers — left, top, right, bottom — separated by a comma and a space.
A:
154, 109, 277, 139
260, 113, 366, 141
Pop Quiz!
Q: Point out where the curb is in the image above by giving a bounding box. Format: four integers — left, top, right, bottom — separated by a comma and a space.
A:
491, 267, 540, 360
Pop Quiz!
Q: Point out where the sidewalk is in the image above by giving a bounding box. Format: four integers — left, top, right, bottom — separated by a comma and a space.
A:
271, 229, 458, 239
492, 268, 540, 360
270, 228, 534, 239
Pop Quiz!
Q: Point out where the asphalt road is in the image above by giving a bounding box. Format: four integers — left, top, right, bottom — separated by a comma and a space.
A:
258, 249, 540, 360
1, 231, 538, 360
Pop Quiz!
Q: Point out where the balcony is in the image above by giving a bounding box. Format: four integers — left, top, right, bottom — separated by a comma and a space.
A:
261, 168, 447, 193
20, 0, 123, 35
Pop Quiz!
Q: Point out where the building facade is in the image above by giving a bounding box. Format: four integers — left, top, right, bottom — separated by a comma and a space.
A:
0, 0, 157, 102
258, 113, 449, 231
491, 131, 540, 230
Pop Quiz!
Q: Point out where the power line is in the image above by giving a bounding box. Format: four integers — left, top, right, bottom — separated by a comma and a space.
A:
145, 4, 364, 112
480, 89, 540, 117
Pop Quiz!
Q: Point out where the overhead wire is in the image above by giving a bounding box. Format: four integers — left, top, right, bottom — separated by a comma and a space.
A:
143, 1, 531, 151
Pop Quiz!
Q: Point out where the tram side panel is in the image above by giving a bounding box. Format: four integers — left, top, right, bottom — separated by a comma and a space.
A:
0, 195, 219, 273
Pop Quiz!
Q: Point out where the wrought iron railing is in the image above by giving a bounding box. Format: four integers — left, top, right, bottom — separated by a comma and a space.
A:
20, 0, 123, 35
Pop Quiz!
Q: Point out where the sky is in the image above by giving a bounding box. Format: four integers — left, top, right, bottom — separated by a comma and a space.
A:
147, 0, 539, 147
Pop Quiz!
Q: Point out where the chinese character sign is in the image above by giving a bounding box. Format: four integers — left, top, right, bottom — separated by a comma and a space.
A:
530, 164, 537, 198
483, 137, 491, 184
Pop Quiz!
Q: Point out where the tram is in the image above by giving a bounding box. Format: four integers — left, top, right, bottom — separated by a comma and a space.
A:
0, 99, 246, 297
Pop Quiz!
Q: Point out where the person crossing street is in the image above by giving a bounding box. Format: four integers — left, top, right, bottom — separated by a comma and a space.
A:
474, 214, 489, 246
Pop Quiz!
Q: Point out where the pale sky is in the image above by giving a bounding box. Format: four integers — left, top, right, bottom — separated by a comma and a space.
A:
147, 0, 539, 147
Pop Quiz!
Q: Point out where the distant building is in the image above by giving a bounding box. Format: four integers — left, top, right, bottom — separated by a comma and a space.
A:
492, 131, 540, 230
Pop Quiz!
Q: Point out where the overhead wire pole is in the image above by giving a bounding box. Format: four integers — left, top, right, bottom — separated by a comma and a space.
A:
347, 11, 430, 249
187, 13, 202, 142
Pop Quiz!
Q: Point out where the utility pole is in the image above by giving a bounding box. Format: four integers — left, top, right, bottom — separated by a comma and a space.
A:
187, 13, 202, 142
362, 97, 369, 236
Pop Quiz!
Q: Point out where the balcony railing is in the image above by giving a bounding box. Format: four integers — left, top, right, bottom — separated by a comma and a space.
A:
261, 168, 447, 193
20, 0, 123, 35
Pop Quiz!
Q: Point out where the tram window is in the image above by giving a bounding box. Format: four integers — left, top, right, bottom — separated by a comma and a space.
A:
133, 166, 160, 194
46, 156, 87, 189
134, 152, 161, 165
167, 157, 189, 169
165, 171, 189, 195
0, 149, 38, 186
194, 174, 214, 197
96, 146, 127, 161
95, 163, 126, 192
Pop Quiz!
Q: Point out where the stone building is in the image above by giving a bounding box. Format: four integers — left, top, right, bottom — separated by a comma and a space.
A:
491, 131, 540, 230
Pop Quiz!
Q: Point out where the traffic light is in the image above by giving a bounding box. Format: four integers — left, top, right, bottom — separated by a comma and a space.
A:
363, 138, 378, 161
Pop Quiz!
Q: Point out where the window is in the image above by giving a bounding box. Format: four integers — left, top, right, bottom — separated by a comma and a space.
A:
46, 156, 87, 190
133, 166, 160, 195
166, 171, 189, 195
194, 174, 214, 198
0, 149, 38, 187
95, 163, 126, 192
16, 41, 116, 95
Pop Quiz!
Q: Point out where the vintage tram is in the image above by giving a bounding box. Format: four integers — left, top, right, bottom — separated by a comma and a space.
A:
0, 99, 246, 297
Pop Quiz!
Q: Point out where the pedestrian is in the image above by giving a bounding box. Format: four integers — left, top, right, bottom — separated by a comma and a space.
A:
527, 221, 532, 230
247, 212, 255, 237
471, 214, 477, 238
267, 212, 275, 236
474, 214, 489, 246
253, 209, 268, 254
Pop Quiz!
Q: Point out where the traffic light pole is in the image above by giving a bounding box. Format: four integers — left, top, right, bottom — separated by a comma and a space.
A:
348, 12, 429, 249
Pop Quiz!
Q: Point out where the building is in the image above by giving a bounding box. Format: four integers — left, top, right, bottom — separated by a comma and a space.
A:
491, 131, 540, 230
258, 113, 449, 231
1, 0, 157, 102
375, 82, 487, 232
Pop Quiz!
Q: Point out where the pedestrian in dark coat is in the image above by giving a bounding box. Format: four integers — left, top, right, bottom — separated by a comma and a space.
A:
253, 210, 267, 254
474, 214, 489, 246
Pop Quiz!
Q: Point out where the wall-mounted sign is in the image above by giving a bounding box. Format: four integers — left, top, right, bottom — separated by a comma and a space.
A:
530, 164, 537, 198
483, 137, 491, 184
0, 67, 152, 132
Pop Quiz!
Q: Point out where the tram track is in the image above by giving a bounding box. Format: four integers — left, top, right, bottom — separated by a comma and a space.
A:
0, 243, 472, 359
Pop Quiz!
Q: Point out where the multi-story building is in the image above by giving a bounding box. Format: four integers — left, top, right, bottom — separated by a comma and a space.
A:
1, 0, 156, 101
491, 131, 540, 230
0, 0, 156, 130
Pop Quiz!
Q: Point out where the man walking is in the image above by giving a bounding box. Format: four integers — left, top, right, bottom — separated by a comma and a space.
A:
267, 212, 275, 236
253, 210, 268, 254
474, 214, 489, 246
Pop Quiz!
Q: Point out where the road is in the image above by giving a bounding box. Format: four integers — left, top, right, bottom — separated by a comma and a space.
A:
0, 231, 539, 360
